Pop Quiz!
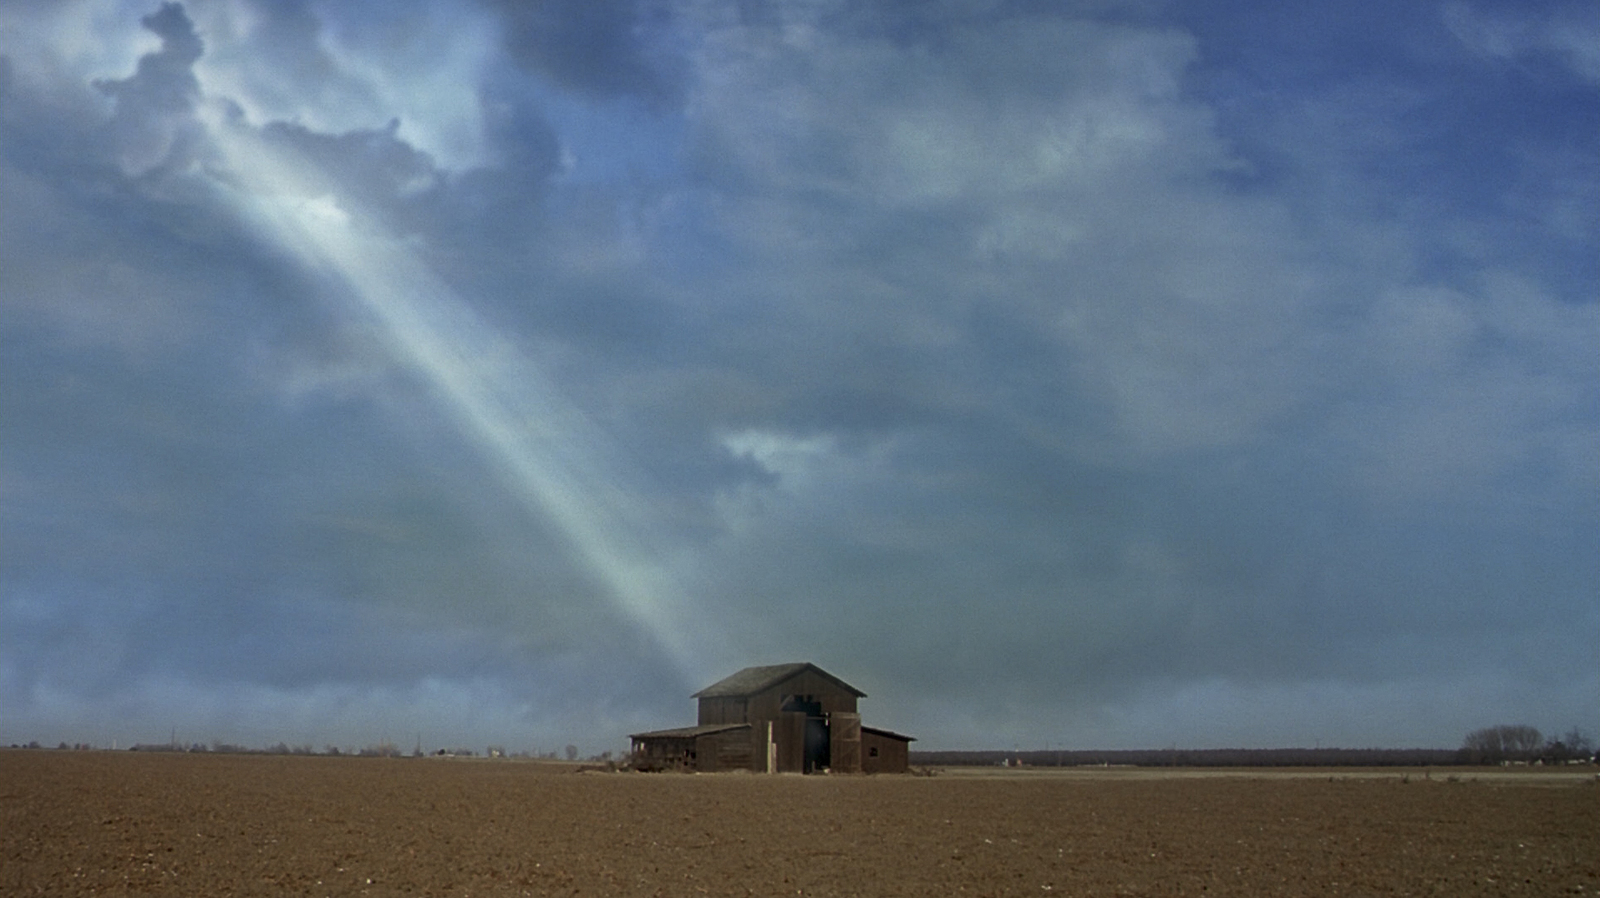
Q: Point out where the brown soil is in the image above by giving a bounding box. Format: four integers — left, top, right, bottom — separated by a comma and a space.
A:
2, 750, 1595, 896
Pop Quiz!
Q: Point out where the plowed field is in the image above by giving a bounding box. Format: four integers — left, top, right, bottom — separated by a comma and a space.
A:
3, 750, 1595, 896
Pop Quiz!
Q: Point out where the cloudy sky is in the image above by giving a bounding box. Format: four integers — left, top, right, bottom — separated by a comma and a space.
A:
2, 0, 1595, 755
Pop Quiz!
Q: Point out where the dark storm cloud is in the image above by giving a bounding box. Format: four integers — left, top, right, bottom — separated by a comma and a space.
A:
484, 0, 686, 106
0, 0, 1594, 752
612, 1, 1596, 745
1, 1, 688, 747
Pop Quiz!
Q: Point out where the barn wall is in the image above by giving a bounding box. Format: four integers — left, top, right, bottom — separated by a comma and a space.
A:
861, 730, 910, 774
744, 669, 860, 722
753, 721, 775, 773
698, 670, 864, 773
697, 695, 747, 725
774, 711, 808, 773
695, 729, 755, 772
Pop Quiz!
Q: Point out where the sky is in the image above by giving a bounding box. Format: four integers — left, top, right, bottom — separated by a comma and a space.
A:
1, 0, 1595, 755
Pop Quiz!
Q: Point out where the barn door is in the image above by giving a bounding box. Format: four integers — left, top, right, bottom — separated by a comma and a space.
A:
829, 712, 861, 774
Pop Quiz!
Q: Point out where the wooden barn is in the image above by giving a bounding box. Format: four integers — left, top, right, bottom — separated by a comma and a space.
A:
630, 663, 915, 774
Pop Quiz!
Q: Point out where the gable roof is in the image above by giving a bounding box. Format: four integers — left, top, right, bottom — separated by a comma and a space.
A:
692, 663, 866, 699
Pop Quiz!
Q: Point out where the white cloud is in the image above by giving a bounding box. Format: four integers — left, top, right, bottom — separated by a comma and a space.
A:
0, 2, 159, 90
720, 429, 839, 491
1547, 15, 1600, 81
687, 17, 1327, 458
712, 428, 904, 545
189, 0, 498, 170
690, 16, 1214, 205
1333, 273, 1600, 506
1444, 1, 1600, 82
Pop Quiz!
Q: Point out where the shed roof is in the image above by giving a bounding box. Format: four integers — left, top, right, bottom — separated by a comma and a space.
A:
861, 725, 916, 742
692, 663, 866, 699
629, 723, 751, 740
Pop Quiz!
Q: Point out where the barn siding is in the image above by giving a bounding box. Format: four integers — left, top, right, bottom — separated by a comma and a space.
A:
711, 731, 754, 771
775, 711, 808, 773
705, 666, 863, 773
830, 712, 862, 774
697, 695, 746, 726
743, 669, 860, 723
861, 728, 911, 774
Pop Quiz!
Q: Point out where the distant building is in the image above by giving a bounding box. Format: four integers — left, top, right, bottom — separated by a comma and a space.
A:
630, 663, 915, 774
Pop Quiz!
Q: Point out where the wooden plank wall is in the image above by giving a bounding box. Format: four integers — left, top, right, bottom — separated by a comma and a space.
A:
861, 730, 909, 774
775, 712, 808, 773
697, 695, 745, 725
830, 712, 862, 774
744, 670, 860, 723
694, 730, 754, 773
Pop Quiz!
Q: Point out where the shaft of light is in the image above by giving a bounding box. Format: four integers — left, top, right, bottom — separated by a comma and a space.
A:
202, 109, 699, 677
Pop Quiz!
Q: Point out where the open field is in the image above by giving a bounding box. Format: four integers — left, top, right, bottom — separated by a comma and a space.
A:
3, 750, 1596, 896
936, 763, 1600, 784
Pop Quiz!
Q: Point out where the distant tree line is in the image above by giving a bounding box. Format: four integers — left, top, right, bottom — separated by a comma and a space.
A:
914, 726, 1597, 768
1458, 725, 1594, 765
910, 747, 1464, 768
25, 740, 585, 759
118, 741, 468, 757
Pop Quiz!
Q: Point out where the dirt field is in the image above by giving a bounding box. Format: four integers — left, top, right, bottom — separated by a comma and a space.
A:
2, 750, 1595, 896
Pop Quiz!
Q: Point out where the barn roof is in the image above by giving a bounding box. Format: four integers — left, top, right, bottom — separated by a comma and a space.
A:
861, 725, 916, 742
692, 663, 866, 699
629, 723, 751, 740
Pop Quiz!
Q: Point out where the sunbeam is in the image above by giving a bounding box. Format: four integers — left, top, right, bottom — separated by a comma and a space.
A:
197, 105, 702, 679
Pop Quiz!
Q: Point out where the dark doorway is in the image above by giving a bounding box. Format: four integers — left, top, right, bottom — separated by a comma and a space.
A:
803, 715, 830, 773
781, 696, 830, 773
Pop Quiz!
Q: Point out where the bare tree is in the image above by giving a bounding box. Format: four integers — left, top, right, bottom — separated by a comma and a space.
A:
1461, 725, 1542, 763
565, 744, 579, 762
1541, 728, 1596, 763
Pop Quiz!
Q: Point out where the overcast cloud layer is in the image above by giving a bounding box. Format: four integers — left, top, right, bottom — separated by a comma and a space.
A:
2, 0, 1596, 754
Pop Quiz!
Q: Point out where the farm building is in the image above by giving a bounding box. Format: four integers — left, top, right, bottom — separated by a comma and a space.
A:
630, 663, 915, 774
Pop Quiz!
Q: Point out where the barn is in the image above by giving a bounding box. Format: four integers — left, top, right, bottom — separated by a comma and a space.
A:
630, 663, 915, 774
